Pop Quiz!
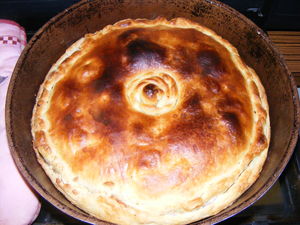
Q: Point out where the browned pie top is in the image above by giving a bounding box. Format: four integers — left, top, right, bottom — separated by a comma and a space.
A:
33, 19, 269, 211
32, 18, 269, 224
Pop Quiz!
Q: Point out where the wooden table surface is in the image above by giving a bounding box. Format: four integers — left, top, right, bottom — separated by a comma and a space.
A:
268, 31, 300, 86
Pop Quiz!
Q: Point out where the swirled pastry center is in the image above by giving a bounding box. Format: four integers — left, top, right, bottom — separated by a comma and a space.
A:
125, 71, 179, 115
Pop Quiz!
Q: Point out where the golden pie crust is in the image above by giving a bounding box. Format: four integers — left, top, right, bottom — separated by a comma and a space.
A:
31, 17, 270, 225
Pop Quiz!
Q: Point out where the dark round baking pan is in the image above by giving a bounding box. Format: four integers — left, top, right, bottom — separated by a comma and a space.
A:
6, 0, 300, 224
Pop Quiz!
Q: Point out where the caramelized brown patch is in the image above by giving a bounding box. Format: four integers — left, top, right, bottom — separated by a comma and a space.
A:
257, 134, 267, 148
63, 114, 73, 122
217, 96, 243, 112
172, 46, 197, 76
91, 66, 121, 93
198, 50, 226, 78
204, 77, 220, 94
109, 83, 124, 102
91, 106, 124, 132
54, 81, 79, 111
132, 122, 144, 134
221, 112, 242, 137
126, 39, 166, 69
86, 34, 127, 94
130, 115, 155, 136
167, 113, 216, 156
183, 93, 202, 113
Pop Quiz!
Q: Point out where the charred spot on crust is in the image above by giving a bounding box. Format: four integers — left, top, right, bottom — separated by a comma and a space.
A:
172, 46, 197, 77
92, 110, 110, 126
204, 77, 220, 94
91, 107, 123, 132
198, 50, 226, 78
126, 39, 166, 68
217, 96, 243, 112
89, 41, 127, 93
92, 65, 119, 93
109, 83, 123, 102
90, 51, 126, 94
132, 122, 144, 134
257, 134, 267, 148
91, 55, 124, 100
132, 115, 155, 133
221, 112, 242, 136
59, 79, 80, 101
63, 114, 73, 122
183, 93, 201, 112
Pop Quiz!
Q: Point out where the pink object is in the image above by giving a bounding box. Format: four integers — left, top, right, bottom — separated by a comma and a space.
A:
0, 20, 41, 225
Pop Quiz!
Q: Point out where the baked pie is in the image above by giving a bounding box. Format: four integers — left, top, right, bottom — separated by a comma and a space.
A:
32, 17, 270, 225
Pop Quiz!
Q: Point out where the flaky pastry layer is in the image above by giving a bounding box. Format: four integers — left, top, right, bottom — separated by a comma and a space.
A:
32, 17, 270, 225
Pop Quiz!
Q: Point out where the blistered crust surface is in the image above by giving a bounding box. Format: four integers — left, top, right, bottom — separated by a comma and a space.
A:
32, 18, 270, 225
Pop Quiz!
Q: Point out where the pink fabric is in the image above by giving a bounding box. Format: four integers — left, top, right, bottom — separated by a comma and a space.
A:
0, 20, 41, 225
